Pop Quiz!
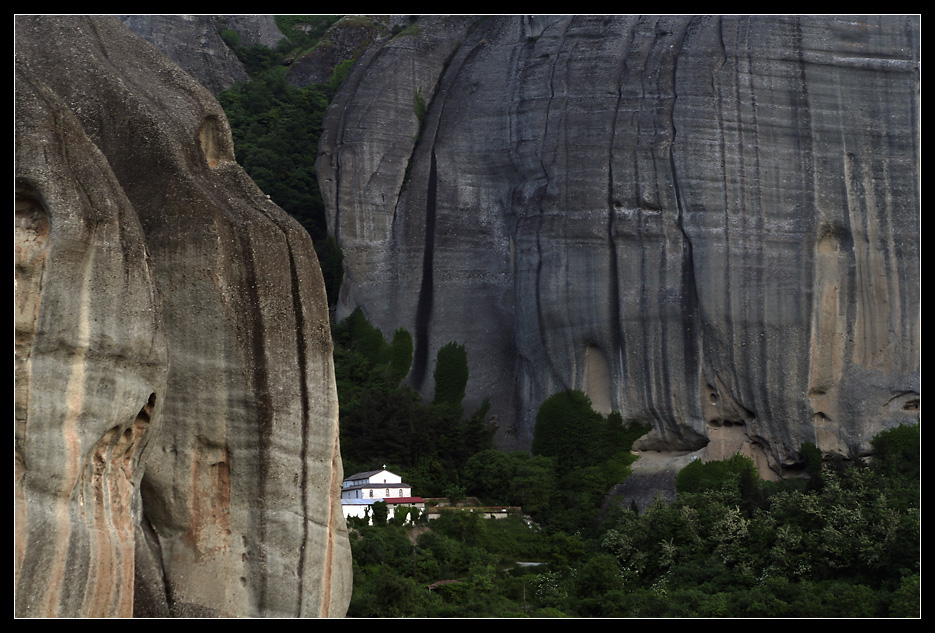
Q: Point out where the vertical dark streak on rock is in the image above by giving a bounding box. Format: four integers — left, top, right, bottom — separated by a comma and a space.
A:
333, 152, 343, 246
745, 18, 769, 420
535, 17, 572, 382
884, 15, 919, 365
873, 24, 899, 346
239, 237, 270, 613
793, 21, 814, 236
666, 18, 701, 433
287, 244, 309, 616
648, 22, 671, 413
724, 18, 743, 389
84, 20, 111, 65
410, 148, 438, 390
508, 37, 527, 442
409, 35, 486, 390
734, 18, 756, 404
666, 18, 699, 396
846, 151, 869, 344
606, 22, 633, 399
714, 16, 732, 395
633, 18, 656, 423
792, 17, 817, 427
641, 17, 679, 427
901, 16, 921, 355
62, 525, 88, 615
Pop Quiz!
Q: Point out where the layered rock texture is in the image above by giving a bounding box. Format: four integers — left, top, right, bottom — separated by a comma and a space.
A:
15, 15, 351, 617
118, 14, 258, 94
285, 16, 411, 87
318, 15, 920, 475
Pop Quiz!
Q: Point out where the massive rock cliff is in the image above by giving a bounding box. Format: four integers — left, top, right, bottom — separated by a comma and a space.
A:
15, 15, 351, 617
318, 15, 920, 475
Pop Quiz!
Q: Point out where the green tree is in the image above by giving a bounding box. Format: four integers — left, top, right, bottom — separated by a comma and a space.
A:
532, 390, 604, 474
370, 500, 389, 526
387, 328, 413, 385
314, 235, 343, 307
508, 454, 556, 516
464, 449, 514, 502
870, 423, 920, 511
219, 28, 240, 49
675, 453, 759, 495
889, 573, 920, 617
432, 341, 469, 420
574, 553, 624, 616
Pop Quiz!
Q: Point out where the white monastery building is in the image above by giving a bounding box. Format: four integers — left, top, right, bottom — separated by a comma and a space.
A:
342, 468, 411, 500
341, 468, 424, 524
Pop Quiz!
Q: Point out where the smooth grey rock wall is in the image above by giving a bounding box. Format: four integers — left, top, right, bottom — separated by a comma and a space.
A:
119, 15, 251, 93
318, 15, 920, 475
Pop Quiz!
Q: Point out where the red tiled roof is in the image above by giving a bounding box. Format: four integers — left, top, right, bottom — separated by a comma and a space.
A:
382, 497, 424, 504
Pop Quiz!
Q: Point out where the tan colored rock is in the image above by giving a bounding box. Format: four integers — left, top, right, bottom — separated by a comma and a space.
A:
15, 56, 169, 620
15, 15, 350, 617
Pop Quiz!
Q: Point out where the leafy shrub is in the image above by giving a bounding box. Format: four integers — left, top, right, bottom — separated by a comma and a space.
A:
413, 89, 428, 128
329, 58, 355, 92
675, 453, 758, 495
219, 28, 239, 49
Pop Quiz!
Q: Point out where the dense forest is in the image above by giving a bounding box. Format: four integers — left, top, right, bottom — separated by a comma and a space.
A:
341, 423, 919, 617
217, 17, 920, 618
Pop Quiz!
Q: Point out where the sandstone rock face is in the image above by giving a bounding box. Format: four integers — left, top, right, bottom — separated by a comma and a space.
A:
119, 15, 250, 94
15, 55, 169, 620
15, 15, 351, 618
318, 15, 920, 475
